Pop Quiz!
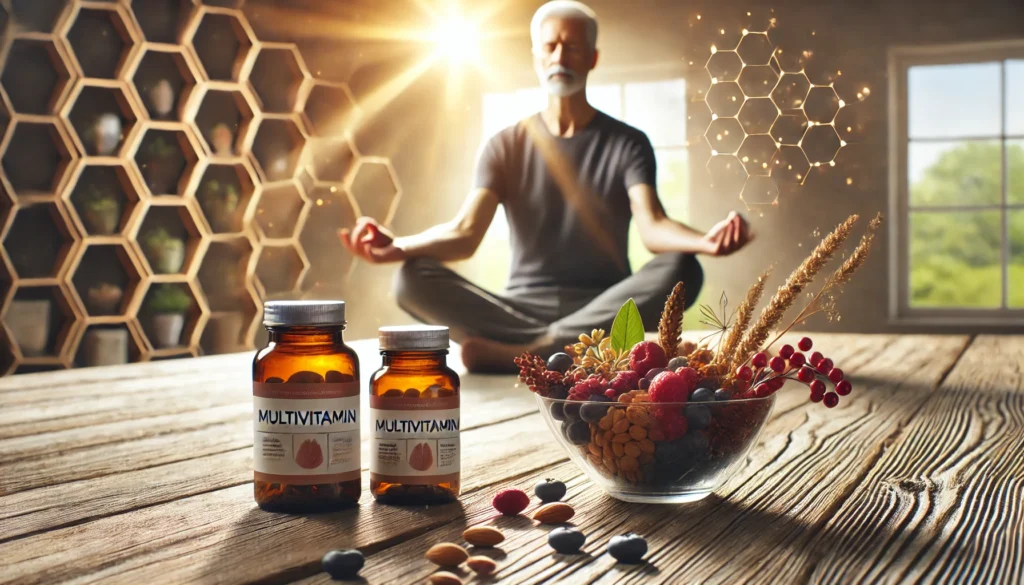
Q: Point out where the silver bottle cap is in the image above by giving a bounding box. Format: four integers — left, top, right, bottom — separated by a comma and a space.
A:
378, 325, 450, 351
263, 300, 346, 327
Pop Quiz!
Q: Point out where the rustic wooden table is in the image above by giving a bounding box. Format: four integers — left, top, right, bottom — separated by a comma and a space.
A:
1, 333, 1021, 584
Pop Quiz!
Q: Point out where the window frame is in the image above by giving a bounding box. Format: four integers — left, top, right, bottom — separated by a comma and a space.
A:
888, 39, 1024, 327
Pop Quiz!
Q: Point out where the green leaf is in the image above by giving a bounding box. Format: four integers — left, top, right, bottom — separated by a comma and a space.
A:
610, 298, 645, 353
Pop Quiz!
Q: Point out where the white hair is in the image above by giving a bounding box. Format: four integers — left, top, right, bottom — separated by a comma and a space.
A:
530, 1, 598, 51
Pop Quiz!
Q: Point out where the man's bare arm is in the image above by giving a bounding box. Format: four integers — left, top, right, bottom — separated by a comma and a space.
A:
628, 183, 750, 256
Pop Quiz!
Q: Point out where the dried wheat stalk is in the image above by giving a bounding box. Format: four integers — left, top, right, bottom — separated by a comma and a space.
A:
733, 214, 860, 365
717, 268, 771, 369
658, 282, 685, 358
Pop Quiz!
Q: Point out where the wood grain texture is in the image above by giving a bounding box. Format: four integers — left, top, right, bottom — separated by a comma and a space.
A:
296, 335, 968, 585
0, 413, 567, 585
5, 333, 1023, 585
803, 335, 1024, 584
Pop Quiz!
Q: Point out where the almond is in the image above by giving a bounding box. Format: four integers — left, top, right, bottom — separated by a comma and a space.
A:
612, 418, 630, 434
466, 555, 498, 576
427, 571, 463, 585
532, 502, 575, 524
462, 526, 505, 547
425, 542, 469, 566
629, 425, 647, 440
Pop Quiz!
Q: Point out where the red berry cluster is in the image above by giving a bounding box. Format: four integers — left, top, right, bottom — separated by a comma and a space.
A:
514, 353, 565, 396
736, 337, 850, 408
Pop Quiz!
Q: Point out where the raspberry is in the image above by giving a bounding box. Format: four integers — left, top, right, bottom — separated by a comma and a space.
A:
604, 388, 620, 399
492, 489, 530, 516
675, 367, 699, 391
568, 375, 607, 400
798, 337, 813, 351
610, 370, 641, 393
628, 341, 668, 377
648, 371, 689, 403
654, 408, 688, 440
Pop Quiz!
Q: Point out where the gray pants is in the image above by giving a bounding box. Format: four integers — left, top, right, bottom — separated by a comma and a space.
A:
392, 253, 703, 355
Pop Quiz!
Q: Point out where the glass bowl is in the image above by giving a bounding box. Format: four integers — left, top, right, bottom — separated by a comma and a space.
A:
536, 393, 776, 503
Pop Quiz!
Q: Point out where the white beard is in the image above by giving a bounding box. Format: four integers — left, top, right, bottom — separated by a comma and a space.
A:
537, 65, 586, 97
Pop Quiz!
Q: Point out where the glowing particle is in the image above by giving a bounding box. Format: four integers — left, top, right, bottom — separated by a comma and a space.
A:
829, 161, 836, 167
846, 178, 853, 185
747, 11, 751, 15
697, 14, 701, 19
856, 93, 863, 100
711, 149, 719, 155
862, 87, 871, 95
814, 162, 821, 167
742, 29, 749, 35
717, 134, 723, 141
838, 100, 846, 107
847, 126, 852, 132
720, 29, 726, 35
711, 113, 719, 120
330, 186, 338, 193
840, 140, 847, 147
711, 45, 718, 54
316, 199, 324, 206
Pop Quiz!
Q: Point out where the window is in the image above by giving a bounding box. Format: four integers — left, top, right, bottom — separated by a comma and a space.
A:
457, 79, 689, 294
890, 42, 1024, 325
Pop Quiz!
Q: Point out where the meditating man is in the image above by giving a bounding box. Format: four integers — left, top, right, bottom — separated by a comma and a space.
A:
340, 0, 751, 372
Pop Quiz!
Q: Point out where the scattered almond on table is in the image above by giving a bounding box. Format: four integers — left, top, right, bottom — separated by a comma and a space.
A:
532, 502, 575, 524
425, 543, 468, 567
466, 555, 498, 576
462, 526, 505, 547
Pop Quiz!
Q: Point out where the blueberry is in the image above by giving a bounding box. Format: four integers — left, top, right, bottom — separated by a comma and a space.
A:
680, 431, 710, 457
714, 388, 731, 401
690, 387, 715, 403
644, 367, 667, 381
548, 383, 569, 400
565, 420, 591, 445
550, 401, 568, 421
686, 404, 712, 431
667, 356, 689, 370
535, 478, 567, 502
638, 378, 651, 391
563, 401, 582, 420
322, 549, 364, 579
548, 527, 586, 554
581, 397, 611, 423
608, 533, 648, 564
547, 352, 575, 374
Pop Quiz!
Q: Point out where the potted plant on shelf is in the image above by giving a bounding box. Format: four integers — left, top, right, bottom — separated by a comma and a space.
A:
140, 135, 182, 194
144, 284, 192, 349
142, 227, 185, 274
79, 183, 121, 235
4, 299, 51, 356
80, 113, 123, 156
197, 178, 240, 232
81, 327, 129, 367
149, 79, 176, 120
85, 282, 124, 315
210, 123, 234, 157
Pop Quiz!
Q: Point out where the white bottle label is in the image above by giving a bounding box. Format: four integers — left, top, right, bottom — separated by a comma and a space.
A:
253, 382, 360, 485
370, 395, 460, 485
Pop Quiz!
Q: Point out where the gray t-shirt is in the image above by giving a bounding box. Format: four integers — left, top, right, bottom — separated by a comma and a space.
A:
474, 111, 657, 292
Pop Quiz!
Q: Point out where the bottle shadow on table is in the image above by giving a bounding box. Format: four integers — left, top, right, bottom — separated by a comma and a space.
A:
200, 499, 466, 584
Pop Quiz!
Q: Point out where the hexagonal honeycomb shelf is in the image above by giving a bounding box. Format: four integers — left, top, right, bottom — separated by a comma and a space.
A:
0, 0, 402, 374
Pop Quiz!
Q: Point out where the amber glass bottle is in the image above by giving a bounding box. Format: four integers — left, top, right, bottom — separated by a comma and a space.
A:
252, 300, 361, 513
370, 325, 461, 505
